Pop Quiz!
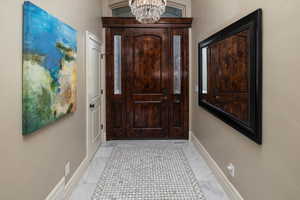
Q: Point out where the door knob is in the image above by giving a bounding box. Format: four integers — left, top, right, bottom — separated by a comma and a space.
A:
90, 104, 95, 108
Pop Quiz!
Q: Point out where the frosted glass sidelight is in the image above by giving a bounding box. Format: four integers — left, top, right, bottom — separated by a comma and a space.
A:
202, 47, 208, 94
114, 35, 121, 94
173, 35, 181, 94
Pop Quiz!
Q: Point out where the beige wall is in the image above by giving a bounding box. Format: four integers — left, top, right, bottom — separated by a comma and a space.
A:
0, 0, 102, 199
191, 0, 300, 199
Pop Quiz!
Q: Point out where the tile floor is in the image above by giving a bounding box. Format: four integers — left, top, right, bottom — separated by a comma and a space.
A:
70, 140, 229, 200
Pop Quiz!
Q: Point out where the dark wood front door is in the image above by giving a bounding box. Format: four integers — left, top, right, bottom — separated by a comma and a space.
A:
126, 29, 169, 138
103, 17, 192, 140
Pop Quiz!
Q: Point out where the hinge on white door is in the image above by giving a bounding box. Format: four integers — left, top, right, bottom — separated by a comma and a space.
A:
100, 53, 105, 59
101, 124, 104, 130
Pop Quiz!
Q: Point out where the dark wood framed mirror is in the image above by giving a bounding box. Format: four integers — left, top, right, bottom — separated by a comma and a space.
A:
198, 9, 262, 144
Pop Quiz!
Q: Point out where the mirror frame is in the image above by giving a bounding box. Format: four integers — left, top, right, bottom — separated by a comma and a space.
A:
198, 9, 262, 144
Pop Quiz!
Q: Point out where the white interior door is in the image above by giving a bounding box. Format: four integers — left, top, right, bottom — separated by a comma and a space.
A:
86, 32, 102, 161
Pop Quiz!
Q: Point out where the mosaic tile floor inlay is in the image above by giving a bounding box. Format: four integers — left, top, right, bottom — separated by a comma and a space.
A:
91, 144, 206, 200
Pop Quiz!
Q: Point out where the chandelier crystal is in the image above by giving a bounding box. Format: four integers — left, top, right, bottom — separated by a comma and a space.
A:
129, 0, 167, 24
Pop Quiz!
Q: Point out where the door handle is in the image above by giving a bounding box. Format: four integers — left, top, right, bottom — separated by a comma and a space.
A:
90, 104, 95, 108
162, 88, 168, 96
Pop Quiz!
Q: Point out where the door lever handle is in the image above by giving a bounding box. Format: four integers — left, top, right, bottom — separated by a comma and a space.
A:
162, 88, 168, 96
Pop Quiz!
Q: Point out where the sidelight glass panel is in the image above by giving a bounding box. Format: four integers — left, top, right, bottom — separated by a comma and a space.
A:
202, 47, 208, 94
173, 35, 181, 94
114, 35, 121, 94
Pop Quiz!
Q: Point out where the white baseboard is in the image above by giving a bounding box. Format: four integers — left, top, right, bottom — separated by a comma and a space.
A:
45, 177, 65, 200
45, 157, 89, 200
64, 157, 89, 200
189, 130, 193, 141
102, 131, 107, 144
190, 132, 244, 200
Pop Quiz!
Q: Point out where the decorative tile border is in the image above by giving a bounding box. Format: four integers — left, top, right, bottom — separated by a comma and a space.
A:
91, 143, 206, 200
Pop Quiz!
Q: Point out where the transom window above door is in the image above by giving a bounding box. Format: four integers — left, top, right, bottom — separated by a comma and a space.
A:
112, 6, 183, 17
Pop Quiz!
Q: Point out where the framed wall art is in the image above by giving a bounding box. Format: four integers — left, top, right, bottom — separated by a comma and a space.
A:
22, 1, 77, 135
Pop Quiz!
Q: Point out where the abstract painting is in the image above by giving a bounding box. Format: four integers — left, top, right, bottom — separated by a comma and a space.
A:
22, 1, 77, 135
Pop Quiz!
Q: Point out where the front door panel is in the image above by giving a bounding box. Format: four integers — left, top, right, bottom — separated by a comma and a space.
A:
126, 29, 169, 138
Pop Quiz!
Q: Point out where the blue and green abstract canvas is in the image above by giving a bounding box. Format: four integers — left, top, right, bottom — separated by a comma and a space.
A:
22, 2, 77, 135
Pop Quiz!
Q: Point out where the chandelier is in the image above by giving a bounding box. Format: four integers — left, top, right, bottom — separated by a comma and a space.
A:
129, 0, 167, 24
